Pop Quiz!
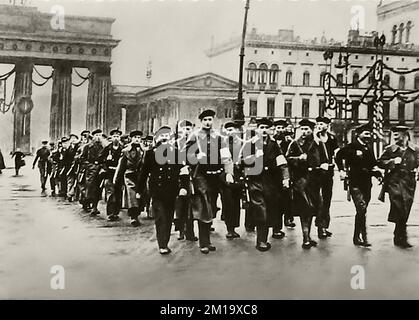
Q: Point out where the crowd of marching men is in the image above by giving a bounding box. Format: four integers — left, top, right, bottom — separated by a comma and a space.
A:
29, 108, 419, 254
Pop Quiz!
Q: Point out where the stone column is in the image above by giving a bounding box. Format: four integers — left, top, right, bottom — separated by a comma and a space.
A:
13, 60, 33, 153
86, 63, 111, 132
50, 63, 72, 142
120, 106, 126, 134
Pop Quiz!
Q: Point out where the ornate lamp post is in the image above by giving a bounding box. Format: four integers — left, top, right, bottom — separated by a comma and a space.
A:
233, 0, 250, 127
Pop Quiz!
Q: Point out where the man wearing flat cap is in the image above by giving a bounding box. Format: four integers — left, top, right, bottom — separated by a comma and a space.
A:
114, 130, 144, 227
80, 129, 105, 215
64, 133, 81, 202
32, 140, 51, 195
97, 128, 123, 221
183, 109, 234, 254
240, 117, 290, 252
315, 116, 339, 239
57, 137, 71, 197
273, 119, 296, 229
220, 121, 244, 240
74, 131, 92, 207
286, 118, 329, 249
137, 126, 185, 254
378, 126, 419, 248
336, 123, 382, 247
173, 119, 198, 241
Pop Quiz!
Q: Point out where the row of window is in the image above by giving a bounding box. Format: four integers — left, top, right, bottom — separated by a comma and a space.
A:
247, 67, 419, 89
392, 21, 413, 45
248, 98, 419, 122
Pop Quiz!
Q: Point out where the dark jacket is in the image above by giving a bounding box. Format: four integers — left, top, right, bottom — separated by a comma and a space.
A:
335, 138, 378, 187
137, 143, 184, 199
378, 143, 419, 223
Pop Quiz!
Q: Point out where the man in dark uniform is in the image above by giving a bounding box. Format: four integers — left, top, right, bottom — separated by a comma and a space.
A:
137, 126, 185, 254
240, 117, 290, 251
184, 109, 234, 254
221, 121, 244, 239
139, 134, 154, 219
49, 141, 61, 197
336, 123, 382, 247
98, 128, 123, 221
174, 120, 197, 241
58, 137, 70, 197
286, 119, 329, 249
315, 116, 339, 239
65, 133, 80, 202
378, 125, 419, 248
75, 131, 91, 209
114, 130, 144, 227
81, 129, 105, 216
32, 140, 51, 195
273, 119, 296, 229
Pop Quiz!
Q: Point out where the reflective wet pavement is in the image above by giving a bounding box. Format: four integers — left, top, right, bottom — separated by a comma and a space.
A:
2, 157, 419, 299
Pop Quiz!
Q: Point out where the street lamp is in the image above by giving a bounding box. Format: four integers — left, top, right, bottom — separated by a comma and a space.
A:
233, 0, 250, 127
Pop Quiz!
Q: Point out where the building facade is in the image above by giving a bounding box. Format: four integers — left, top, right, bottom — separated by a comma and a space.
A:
111, 73, 239, 135
206, 2, 419, 143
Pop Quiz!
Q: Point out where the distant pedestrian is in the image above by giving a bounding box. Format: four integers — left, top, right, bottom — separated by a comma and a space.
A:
32, 140, 51, 195
11, 148, 25, 176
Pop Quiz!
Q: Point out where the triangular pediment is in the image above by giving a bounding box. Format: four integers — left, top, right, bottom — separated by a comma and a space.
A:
176, 73, 239, 89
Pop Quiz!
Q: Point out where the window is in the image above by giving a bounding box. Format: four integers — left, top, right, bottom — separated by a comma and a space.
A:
383, 101, 390, 125
399, 101, 405, 123
355, 55, 359, 60
399, 76, 405, 90
249, 100, 258, 117
288, 51, 292, 56
337, 74, 343, 87
285, 71, 292, 86
415, 74, 419, 90
399, 23, 404, 44
371, 56, 375, 60
302, 99, 310, 118
392, 25, 397, 44
258, 63, 268, 84
267, 98, 275, 117
284, 100, 292, 118
352, 100, 360, 122
319, 99, 325, 117
306, 52, 309, 57
406, 21, 412, 43
269, 64, 279, 85
336, 100, 342, 119
414, 102, 419, 124
254, 50, 258, 54
353, 72, 359, 88
247, 63, 257, 84
320, 72, 326, 87
224, 107, 232, 118
303, 71, 310, 86
383, 74, 390, 86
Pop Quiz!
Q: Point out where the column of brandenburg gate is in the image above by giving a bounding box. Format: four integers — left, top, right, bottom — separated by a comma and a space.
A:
0, 4, 119, 153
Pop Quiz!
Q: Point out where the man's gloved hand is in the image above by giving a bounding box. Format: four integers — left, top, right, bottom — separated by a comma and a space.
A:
179, 188, 187, 196
135, 193, 141, 200
339, 170, 347, 181
282, 178, 290, 189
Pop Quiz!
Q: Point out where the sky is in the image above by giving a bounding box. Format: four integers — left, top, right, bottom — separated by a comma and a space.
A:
0, 0, 382, 152
31, 0, 381, 86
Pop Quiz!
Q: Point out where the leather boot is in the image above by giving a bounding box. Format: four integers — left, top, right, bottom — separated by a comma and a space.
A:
353, 214, 363, 246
